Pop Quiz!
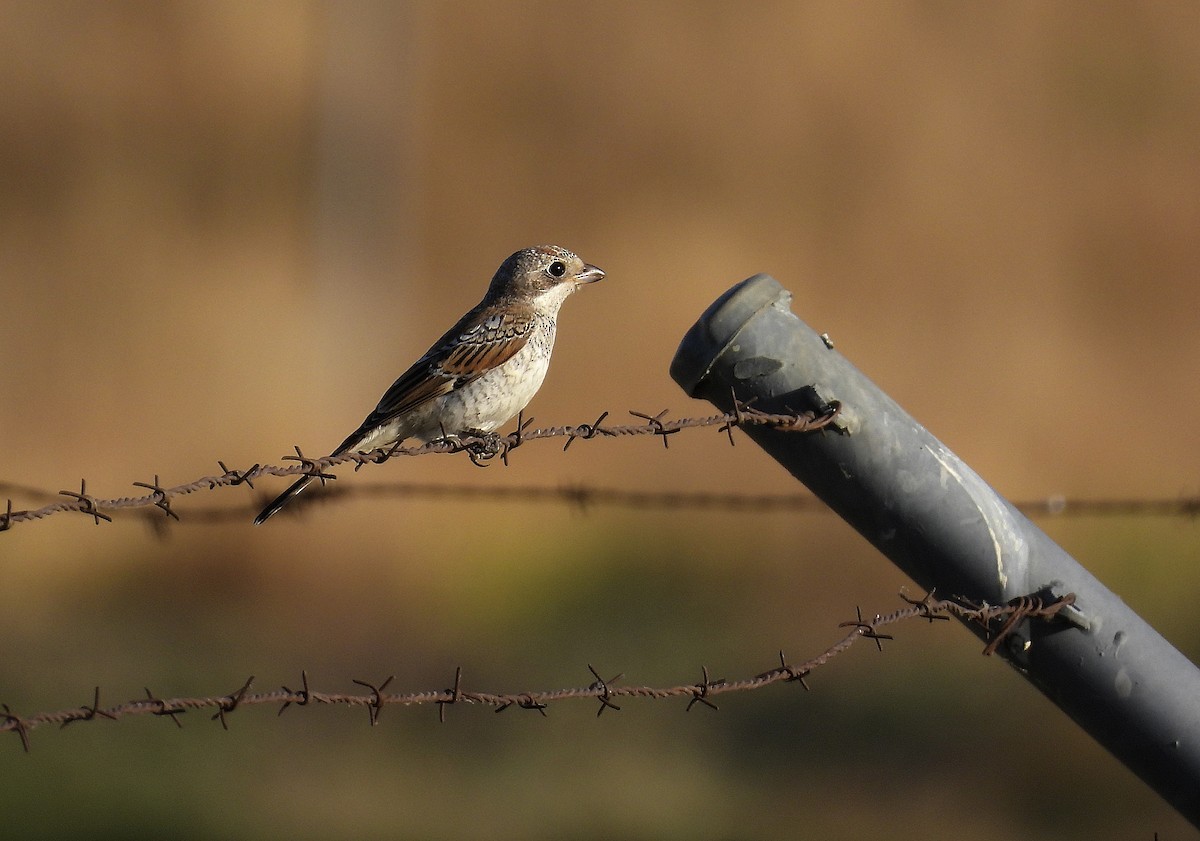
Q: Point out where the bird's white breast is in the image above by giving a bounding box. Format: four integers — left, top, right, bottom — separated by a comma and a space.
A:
418, 315, 556, 441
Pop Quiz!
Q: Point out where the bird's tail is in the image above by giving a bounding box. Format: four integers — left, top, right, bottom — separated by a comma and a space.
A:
253, 474, 316, 525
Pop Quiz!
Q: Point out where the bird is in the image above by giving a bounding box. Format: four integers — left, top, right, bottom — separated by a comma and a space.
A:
253, 244, 604, 525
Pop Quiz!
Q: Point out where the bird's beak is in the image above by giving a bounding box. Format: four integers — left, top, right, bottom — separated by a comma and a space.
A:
577, 264, 605, 284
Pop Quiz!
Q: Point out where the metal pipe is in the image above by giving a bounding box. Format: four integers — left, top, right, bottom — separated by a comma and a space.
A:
670, 274, 1200, 826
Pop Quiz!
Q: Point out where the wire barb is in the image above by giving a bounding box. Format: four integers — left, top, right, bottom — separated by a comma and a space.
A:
211, 676, 255, 730
437, 667, 463, 723
142, 688, 184, 728
2, 704, 31, 753
58, 479, 112, 525
628, 409, 678, 450
563, 411, 612, 451
283, 446, 336, 487
719, 390, 752, 446
686, 666, 725, 712
769, 651, 811, 690
587, 664, 623, 717
59, 686, 117, 730
838, 606, 894, 651
278, 670, 312, 716
216, 461, 257, 489
518, 696, 549, 716
899, 589, 951, 624
131, 475, 180, 521
500, 411, 534, 466
496, 695, 548, 716
351, 676, 394, 726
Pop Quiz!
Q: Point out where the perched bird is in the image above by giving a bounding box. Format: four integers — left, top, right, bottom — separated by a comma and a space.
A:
253, 244, 604, 525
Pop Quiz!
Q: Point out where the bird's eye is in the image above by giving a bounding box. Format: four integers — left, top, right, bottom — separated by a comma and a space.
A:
548, 260, 566, 278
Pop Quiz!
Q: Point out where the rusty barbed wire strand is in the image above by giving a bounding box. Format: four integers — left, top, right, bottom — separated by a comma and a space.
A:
0, 403, 841, 531
0, 591, 1074, 750
7, 479, 1190, 530
3, 480, 1195, 530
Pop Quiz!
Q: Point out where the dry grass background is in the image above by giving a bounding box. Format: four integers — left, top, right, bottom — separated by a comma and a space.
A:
1, 3, 1198, 838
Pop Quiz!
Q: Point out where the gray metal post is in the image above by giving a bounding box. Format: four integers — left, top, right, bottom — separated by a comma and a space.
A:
671, 274, 1200, 826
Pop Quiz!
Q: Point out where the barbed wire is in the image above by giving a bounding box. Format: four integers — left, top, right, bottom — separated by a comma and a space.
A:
93, 484, 1200, 529
0, 402, 841, 532
5, 401, 1196, 531
1015, 495, 1200, 517
0, 590, 1076, 751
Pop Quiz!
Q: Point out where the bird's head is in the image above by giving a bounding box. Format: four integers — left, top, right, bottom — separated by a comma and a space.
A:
489, 245, 604, 309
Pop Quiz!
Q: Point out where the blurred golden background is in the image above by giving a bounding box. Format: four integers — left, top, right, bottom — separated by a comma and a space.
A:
2, 2, 1199, 838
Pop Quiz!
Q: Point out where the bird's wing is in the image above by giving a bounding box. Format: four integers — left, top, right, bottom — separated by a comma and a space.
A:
334, 307, 536, 453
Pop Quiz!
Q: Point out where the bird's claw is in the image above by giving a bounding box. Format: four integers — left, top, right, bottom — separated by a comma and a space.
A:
461, 430, 506, 466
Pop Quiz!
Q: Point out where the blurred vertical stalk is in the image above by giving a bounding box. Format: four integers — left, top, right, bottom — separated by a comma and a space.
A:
671, 274, 1200, 827
313, 3, 425, 380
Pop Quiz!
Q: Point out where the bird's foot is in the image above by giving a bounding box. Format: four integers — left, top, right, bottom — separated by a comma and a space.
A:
459, 429, 507, 466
